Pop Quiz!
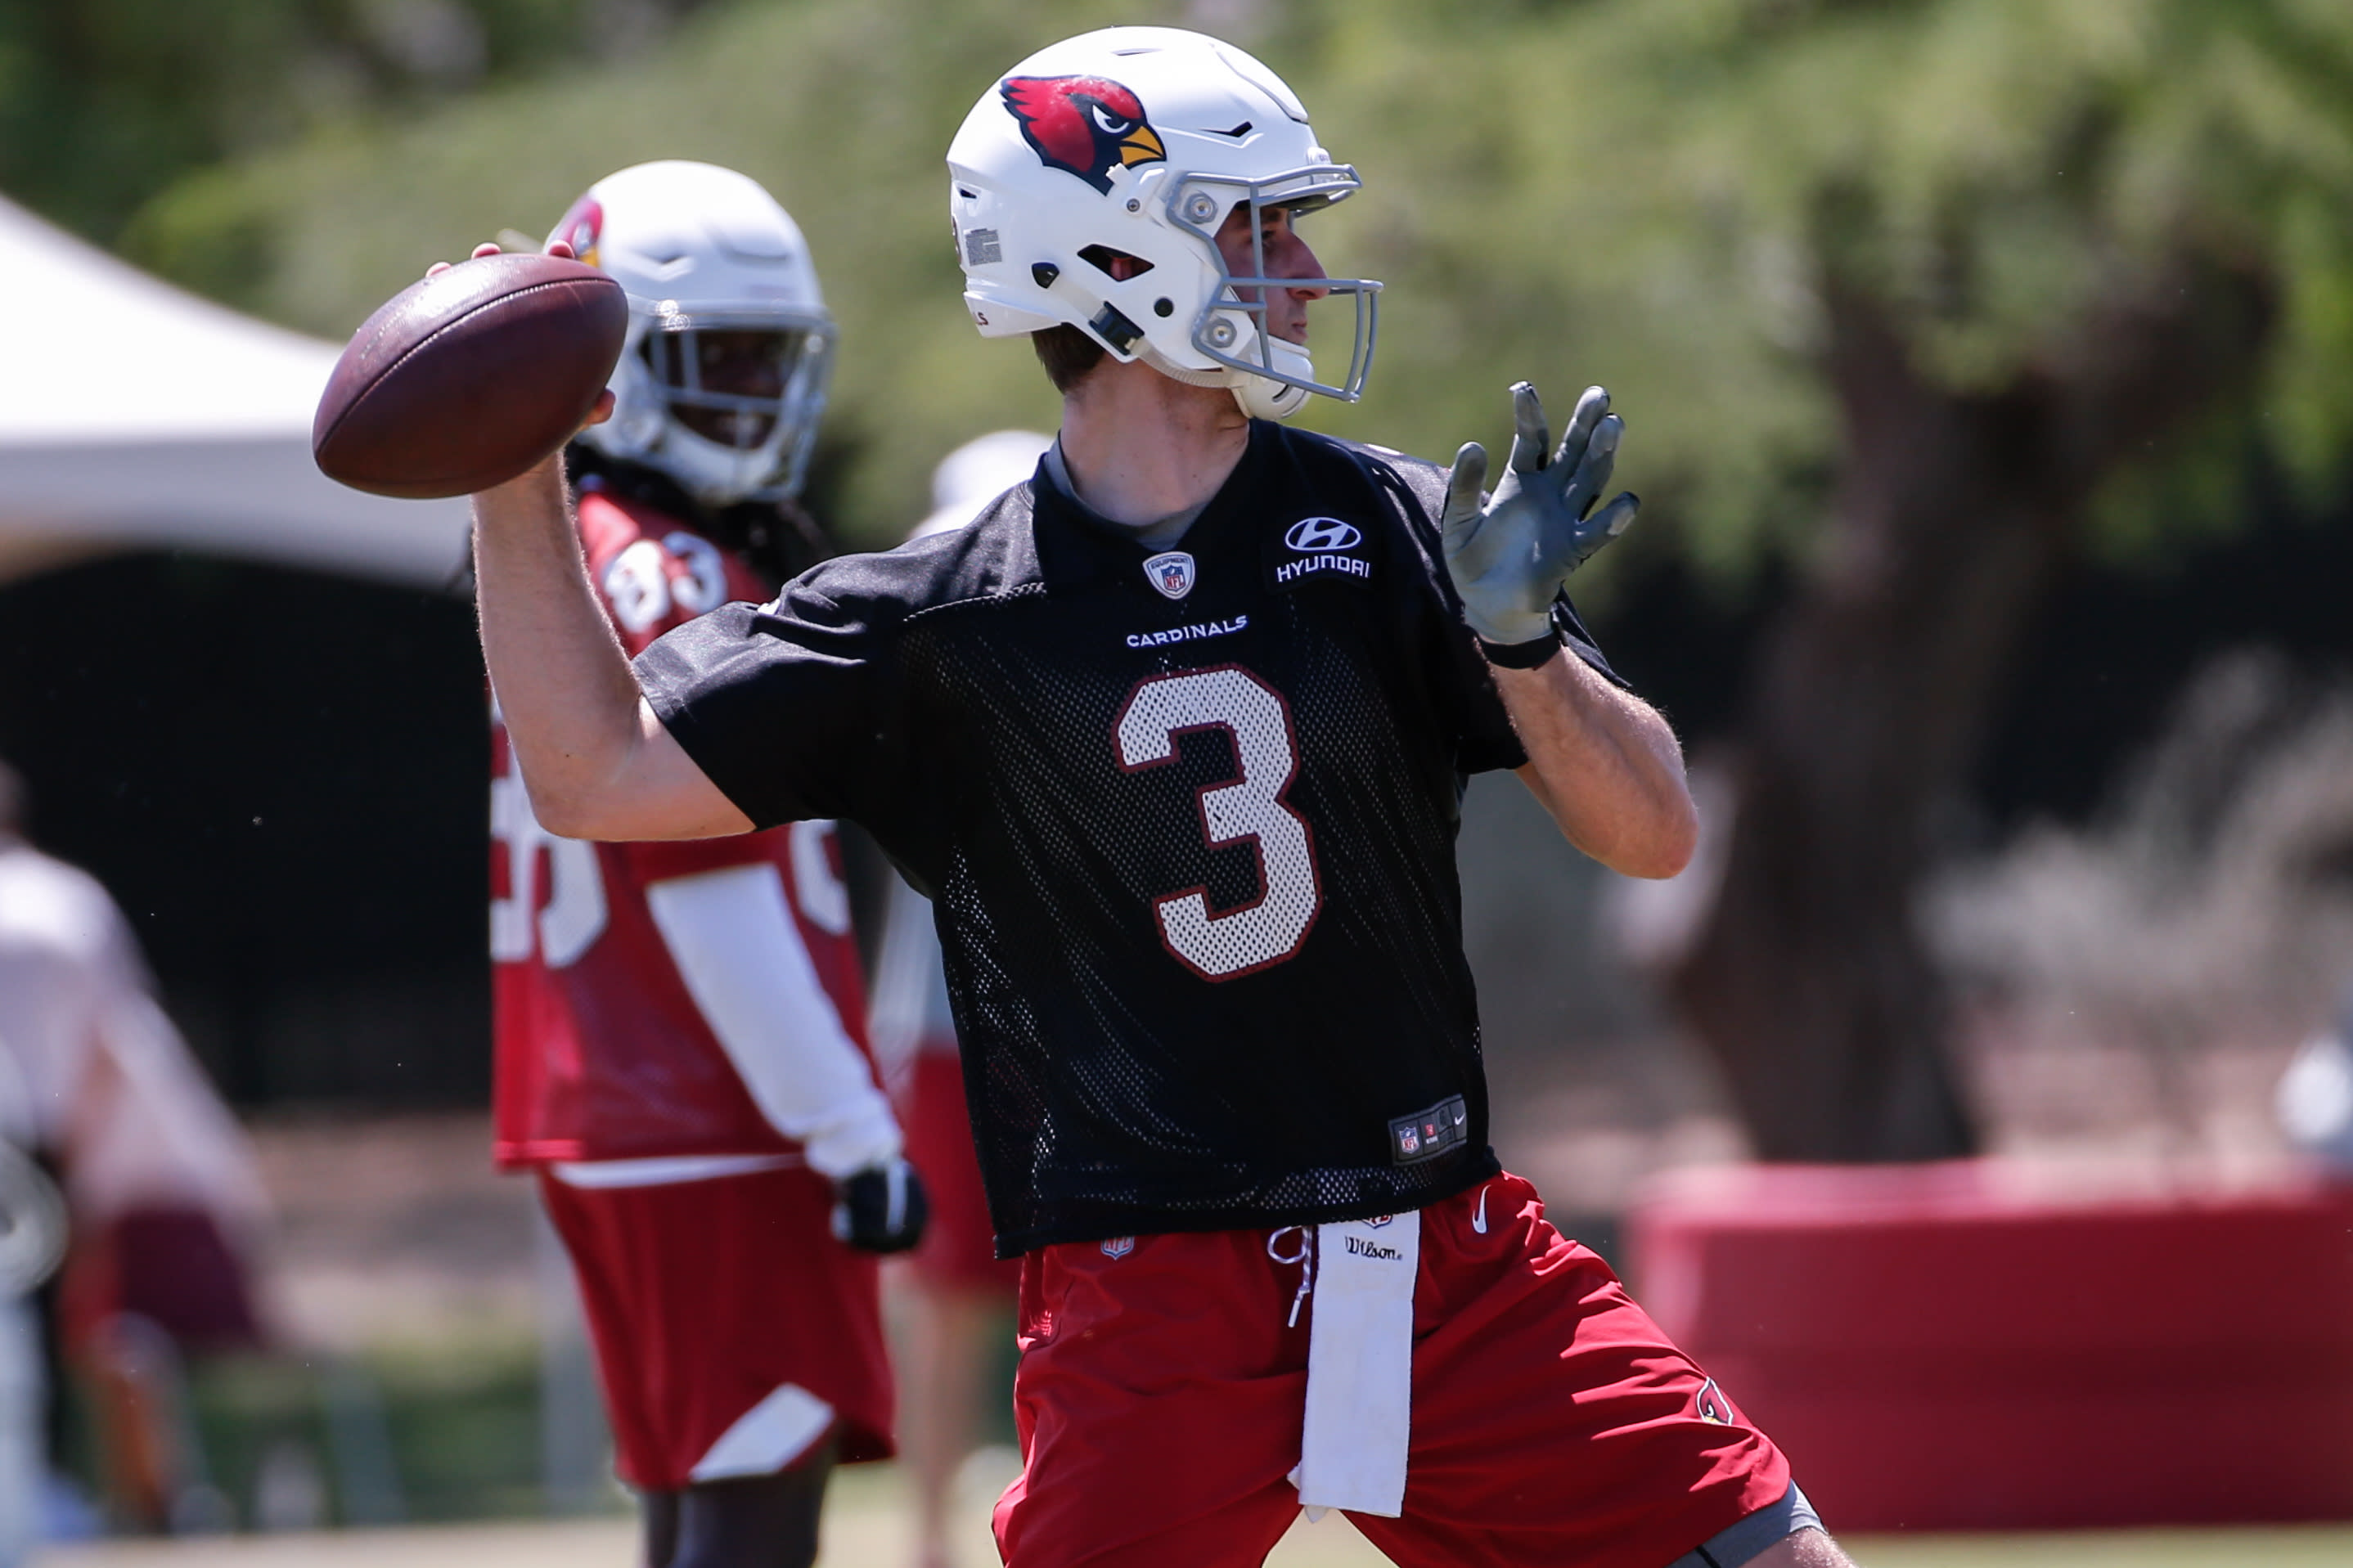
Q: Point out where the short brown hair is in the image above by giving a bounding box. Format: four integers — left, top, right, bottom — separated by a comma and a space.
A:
1032, 324, 1105, 393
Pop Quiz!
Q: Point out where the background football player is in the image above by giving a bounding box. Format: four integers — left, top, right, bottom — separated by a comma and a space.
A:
485, 160, 923, 1568
464, 28, 1850, 1568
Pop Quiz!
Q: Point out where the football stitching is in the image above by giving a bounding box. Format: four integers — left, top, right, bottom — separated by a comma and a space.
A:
322, 273, 623, 487
326, 276, 611, 463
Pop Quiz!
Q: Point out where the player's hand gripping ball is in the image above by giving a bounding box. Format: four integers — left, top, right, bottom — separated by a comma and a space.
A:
832, 1157, 930, 1255
312, 246, 626, 499
1439, 383, 1640, 647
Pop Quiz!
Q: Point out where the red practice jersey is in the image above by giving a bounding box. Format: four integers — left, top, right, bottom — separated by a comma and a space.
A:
491, 483, 874, 1167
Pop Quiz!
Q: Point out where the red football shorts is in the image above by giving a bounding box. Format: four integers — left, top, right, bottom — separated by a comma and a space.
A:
992, 1171, 1791, 1568
538, 1163, 894, 1492
899, 1050, 1021, 1296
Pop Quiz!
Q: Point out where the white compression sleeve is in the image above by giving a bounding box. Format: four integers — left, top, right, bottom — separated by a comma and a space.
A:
865, 878, 954, 1094
644, 864, 902, 1179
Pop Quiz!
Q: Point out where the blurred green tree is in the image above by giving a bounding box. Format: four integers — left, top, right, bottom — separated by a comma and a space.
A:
1312, 0, 2353, 1159
110, 0, 2353, 1159
117, 0, 1138, 541
0, 0, 706, 245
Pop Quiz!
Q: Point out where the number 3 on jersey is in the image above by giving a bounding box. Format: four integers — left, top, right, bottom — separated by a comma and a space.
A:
1114, 666, 1321, 981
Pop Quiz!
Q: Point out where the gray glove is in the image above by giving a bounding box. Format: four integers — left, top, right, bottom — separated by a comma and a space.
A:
1439, 382, 1640, 647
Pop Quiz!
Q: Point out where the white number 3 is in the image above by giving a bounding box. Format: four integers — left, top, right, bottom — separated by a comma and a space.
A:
1114, 667, 1322, 981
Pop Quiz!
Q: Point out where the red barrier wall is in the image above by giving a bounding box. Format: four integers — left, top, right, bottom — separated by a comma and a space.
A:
1626, 1162, 2353, 1530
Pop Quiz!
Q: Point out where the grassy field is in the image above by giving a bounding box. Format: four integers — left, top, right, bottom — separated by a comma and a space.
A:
38, 1463, 2353, 1567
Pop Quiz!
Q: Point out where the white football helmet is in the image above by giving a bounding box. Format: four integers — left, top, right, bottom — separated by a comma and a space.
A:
547, 161, 835, 505
946, 27, 1379, 420
911, 429, 1053, 540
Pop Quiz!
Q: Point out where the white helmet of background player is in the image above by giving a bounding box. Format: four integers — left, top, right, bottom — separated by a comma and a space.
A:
946, 27, 1379, 420
547, 161, 835, 505
910, 429, 1052, 541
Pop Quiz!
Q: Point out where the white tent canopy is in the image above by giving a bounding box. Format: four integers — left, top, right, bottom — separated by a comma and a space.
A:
0, 195, 470, 589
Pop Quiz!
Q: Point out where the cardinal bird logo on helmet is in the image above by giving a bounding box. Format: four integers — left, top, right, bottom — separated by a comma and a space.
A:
549, 194, 604, 268
1001, 75, 1168, 195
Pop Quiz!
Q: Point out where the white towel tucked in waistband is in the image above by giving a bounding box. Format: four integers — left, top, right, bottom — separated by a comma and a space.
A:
1291, 1211, 1419, 1518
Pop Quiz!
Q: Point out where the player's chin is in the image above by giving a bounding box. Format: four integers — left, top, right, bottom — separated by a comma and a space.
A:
677, 408, 778, 447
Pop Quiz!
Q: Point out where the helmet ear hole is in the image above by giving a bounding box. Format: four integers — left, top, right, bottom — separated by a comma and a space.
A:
1078, 245, 1154, 282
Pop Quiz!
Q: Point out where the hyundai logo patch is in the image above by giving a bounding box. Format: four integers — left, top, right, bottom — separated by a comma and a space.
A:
1284, 516, 1361, 551
1143, 550, 1196, 600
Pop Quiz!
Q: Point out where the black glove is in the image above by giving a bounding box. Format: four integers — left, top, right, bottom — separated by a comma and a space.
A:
831, 1157, 929, 1254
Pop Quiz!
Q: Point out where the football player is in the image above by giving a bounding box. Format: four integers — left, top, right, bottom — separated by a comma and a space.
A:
482, 161, 924, 1568
464, 30, 1848, 1568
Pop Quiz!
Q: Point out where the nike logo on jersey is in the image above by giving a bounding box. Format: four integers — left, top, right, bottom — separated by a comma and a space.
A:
1126, 613, 1247, 649
1472, 1184, 1488, 1234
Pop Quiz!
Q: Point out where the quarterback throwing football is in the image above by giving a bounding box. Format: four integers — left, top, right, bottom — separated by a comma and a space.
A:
470, 28, 1847, 1568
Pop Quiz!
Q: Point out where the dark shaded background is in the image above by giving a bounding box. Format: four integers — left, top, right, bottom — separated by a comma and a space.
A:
0, 554, 488, 1103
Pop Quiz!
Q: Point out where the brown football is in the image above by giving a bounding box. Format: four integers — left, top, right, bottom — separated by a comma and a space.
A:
313, 253, 628, 500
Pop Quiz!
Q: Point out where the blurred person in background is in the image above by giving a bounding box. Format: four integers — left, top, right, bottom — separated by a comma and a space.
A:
0, 1099, 61, 1568
2278, 986, 2353, 1179
0, 764, 68, 1564
0, 756, 268, 1536
487, 162, 925, 1568
867, 430, 1048, 1568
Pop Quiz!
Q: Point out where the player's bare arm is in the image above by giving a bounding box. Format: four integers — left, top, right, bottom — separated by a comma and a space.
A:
457, 240, 753, 843
1498, 649, 1695, 880
1440, 381, 1697, 878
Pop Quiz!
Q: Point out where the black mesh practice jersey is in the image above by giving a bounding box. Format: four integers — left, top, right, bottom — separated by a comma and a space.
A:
637, 420, 1622, 1255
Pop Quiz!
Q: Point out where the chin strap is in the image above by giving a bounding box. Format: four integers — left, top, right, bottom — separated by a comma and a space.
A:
1139, 340, 1314, 422
1230, 375, 1309, 421
1138, 346, 1226, 389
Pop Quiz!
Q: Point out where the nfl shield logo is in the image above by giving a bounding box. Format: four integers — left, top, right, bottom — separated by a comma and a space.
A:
1143, 550, 1195, 600
1397, 1126, 1420, 1157
1101, 1235, 1136, 1260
